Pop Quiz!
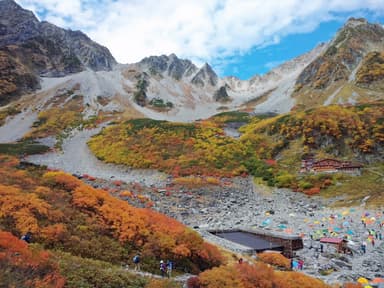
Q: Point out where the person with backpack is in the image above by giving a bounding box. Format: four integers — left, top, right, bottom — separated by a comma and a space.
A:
160, 260, 166, 277
166, 260, 173, 278
133, 254, 140, 271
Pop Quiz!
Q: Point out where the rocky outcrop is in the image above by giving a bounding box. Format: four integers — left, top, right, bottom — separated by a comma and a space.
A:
0, 50, 39, 105
355, 51, 384, 90
295, 18, 384, 91
213, 86, 230, 102
191, 63, 218, 87
138, 53, 198, 80
0, 0, 117, 105
0, 0, 116, 73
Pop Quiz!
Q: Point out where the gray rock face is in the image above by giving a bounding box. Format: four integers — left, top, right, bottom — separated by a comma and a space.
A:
0, 0, 116, 74
213, 86, 230, 102
139, 53, 198, 80
139, 54, 218, 87
0, 0, 40, 44
191, 63, 218, 87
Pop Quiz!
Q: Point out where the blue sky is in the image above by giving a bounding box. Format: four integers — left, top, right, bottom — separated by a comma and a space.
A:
220, 14, 384, 79
17, 0, 384, 80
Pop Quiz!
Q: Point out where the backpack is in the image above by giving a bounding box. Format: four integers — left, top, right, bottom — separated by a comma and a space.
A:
133, 255, 139, 263
160, 262, 166, 271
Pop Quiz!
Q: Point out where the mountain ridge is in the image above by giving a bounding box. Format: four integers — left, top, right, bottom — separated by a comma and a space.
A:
0, 1, 384, 126
0, 0, 116, 105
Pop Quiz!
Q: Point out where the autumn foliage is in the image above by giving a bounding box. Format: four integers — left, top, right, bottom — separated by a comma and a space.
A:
257, 252, 290, 270
88, 118, 248, 177
0, 155, 223, 276
88, 103, 383, 194
195, 262, 330, 288
0, 231, 65, 288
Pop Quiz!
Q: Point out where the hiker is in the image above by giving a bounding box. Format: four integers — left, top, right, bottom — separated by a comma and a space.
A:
238, 258, 243, 264
292, 260, 298, 270
133, 254, 140, 271
166, 260, 173, 278
20, 232, 32, 243
320, 243, 324, 253
361, 241, 367, 254
160, 260, 166, 277
298, 259, 304, 270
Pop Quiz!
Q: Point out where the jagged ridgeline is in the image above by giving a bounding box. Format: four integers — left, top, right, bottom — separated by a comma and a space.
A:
0, 0, 116, 105
89, 104, 384, 199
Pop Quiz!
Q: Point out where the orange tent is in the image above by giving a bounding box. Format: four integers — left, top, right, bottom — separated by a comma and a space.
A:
371, 278, 384, 284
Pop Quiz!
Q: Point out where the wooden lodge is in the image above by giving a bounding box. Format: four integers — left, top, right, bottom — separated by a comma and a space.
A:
320, 237, 348, 253
209, 228, 304, 258
300, 157, 362, 175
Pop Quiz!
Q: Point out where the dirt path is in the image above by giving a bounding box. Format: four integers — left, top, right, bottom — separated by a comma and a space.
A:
26, 127, 167, 186
0, 109, 37, 143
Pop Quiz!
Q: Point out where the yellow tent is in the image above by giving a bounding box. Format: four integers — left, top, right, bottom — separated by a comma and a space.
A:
357, 277, 369, 284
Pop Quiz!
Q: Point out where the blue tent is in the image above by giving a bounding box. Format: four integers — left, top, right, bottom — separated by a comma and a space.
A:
261, 219, 271, 226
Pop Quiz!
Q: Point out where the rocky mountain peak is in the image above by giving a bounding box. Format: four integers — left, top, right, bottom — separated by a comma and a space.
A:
0, 0, 116, 72
138, 54, 198, 80
295, 17, 384, 92
344, 17, 368, 28
0, 0, 40, 46
191, 62, 218, 87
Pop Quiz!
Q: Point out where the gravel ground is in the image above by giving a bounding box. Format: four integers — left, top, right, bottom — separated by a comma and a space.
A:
141, 177, 384, 284
0, 109, 38, 143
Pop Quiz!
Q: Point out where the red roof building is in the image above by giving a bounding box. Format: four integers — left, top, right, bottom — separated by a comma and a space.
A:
320, 237, 348, 253
300, 157, 362, 175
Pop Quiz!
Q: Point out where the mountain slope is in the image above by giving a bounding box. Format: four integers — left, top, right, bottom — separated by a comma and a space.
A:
0, 155, 223, 273
293, 18, 384, 108
0, 0, 116, 105
1, 1, 384, 142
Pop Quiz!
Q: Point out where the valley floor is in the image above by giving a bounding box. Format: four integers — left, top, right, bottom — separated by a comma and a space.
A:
23, 128, 384, 285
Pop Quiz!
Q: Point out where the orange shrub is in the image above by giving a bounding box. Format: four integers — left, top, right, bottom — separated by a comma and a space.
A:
174, 177, 204, 187
196, 261, 331, 288
343, 283, 363, 288
0, 231, 65, 288
145, 279, 180, 288
304, 187, 321, 196
257, 252, 290, 270
0, 156, 224, 273
206, 177, 220, 185
43, 171, 82, 191
274, 271, 330, 288
199, 265, 244, 288
237, 262, 275, 288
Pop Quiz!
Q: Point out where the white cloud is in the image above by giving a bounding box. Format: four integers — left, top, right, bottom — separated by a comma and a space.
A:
16, 0, 384, 65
